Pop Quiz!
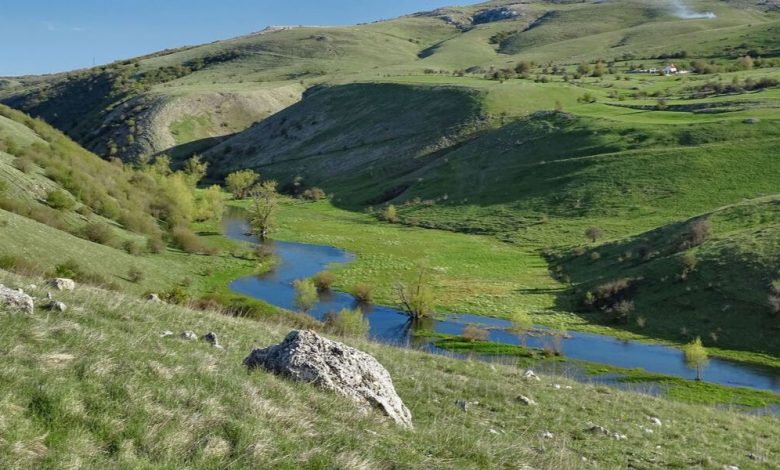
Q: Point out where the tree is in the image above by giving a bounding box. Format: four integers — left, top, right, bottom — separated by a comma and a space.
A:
585, 226, 603, 243
683, 337, 709, 381
183, 155, 208, 187
324, 308, 370, 338
225, 170, 259, 199
248, 181, 279, 240
396, 265, 435, 320
196, 185, 224, 222
294, 279, 318, 313
577, 62, 592, 76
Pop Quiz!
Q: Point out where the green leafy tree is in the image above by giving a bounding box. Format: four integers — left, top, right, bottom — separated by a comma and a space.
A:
46, 189, 75, 210
183, 155, 208, 187
294, 279, 318, 313
382, 205, 398, 223
325, 308, 370, 337
196, 185, 225, 222
248, 181, 279, 240
226, 170, 259, 199
683, 337, 709, 381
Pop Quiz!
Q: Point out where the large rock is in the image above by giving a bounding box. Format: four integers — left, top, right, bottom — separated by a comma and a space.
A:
48, 278, 76, 291
0, 285, 34, 314
244, 330, 413, 428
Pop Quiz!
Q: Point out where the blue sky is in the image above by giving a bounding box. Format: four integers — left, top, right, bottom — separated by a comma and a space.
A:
0, 0, 460, 76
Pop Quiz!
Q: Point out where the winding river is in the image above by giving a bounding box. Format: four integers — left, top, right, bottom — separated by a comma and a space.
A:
223, 213, 780, 396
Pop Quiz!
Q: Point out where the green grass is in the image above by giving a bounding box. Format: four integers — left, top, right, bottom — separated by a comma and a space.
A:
1, 269, 779, 469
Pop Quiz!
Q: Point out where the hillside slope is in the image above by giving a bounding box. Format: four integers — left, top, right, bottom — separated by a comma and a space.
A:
1, 269, 778, 469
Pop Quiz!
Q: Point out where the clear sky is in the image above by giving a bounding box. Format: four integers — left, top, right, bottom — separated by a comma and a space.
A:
0, 0, 460, 76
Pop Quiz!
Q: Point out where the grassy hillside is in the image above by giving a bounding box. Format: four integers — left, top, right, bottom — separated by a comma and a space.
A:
1, 269, 778, 469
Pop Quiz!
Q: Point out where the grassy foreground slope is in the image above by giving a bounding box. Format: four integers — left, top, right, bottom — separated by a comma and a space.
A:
1, 269, 778, 469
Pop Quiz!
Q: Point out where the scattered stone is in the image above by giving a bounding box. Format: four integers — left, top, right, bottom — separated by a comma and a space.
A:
243, 330, 413, 428
27, 284, 37, 290
0, 284, 34, 314
516, 395, 537, 406
521, 370, 540, 381
160, 331, 174, 338
540, 431, 554, 439
587, 425, 610, 436
181, 331, 198, 341
46, 292, 52, 300
202, 332, 223, 349
723, 466, 739, 470
649, 416, 662, 426
565, 385, 573, 390
456, 399, 469, 412
48, 278, 75, 291
553, 384, 561, 390
46, 301, 67, 312
488, 428, 500, 435
146, 293, 162, 303
641, 427, 654, 434
612, 432, 627, 440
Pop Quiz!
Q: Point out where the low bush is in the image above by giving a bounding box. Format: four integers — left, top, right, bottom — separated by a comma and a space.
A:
127, 267, 144, 283
162, 286, 189, 305
352, 283, 373, 303
122, 239, 145, 256
146, 236, 166, 254
312, 272, 336, 291
324, 308, 370, 338
301, 187, 326, 201
13, 156, 34, 173
46, 190, 76, 211
461, 324, 490, 342
0, 254, 44, 276
171, 226, 216, 255
83, 221, 114, 245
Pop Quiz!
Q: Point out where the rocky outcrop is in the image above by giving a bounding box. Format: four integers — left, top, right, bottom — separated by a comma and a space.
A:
0, 285, 34, 314
244, 330, 413, 428
48, 278, 75, 291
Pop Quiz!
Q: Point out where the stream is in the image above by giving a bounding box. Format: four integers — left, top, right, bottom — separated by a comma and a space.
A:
223, 213, 780, 398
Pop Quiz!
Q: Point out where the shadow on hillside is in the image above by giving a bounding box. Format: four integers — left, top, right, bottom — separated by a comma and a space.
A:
166, 135, 233, 162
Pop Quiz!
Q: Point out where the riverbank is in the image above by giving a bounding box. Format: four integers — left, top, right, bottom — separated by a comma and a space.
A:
224, 199, 780, 371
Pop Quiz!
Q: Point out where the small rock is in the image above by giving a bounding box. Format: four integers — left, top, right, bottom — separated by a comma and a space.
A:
456, 399, 469, 412
47, 301, 67, 312
611, 432, 627, 440
146, 293, 162, 303
540, 431, 554, 439
46, 292, 52, 300
565, 386, 572, 390
553, 384, 561, 390
181, 331, 198, 341
521, 370, 540, 381
27, 284, 37, 290
48, 278, 75, 291
723, 466, 739, 470
488, 428, 500, 435
160, 330, 174, 338
516, 395, 536, 406
641, 427, 654, 434
202, 332, 223, 349
0, 284, 34, 314
587, 425, 610, 435
649, 417, 662, 426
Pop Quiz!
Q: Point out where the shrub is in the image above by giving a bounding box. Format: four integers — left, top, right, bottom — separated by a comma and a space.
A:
127, 267, 144, 283
162, 286, 189, 305
83, 221, 114, 245
381, 205, 398, 223
583, 278, 638, 312
312, 271, 336, 292
122, 240, 144, 256
54, 259, 82, 279
293, 279, 318, 313
255, 244, 275, 262
301, 187, 326, 201
396, 266, 435, 319
678, 219, 711, 251
13, 156, 34, 173
352, 283, 373, 303
324, 308, 370, 337
147, 236, 166, 254
171, 226, 216, 255
769, 280, 780, 317
461, 324, 489, 342
584, 226, 603, 243
612, 300, 635, 323
225, 170, 259, 199
0, 254, 43, 275
680, 253, 697, 279
46, 189, 76, 211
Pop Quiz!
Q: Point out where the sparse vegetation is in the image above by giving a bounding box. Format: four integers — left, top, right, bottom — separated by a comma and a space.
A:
312, 271, 336, 292
683, 337, 709, 381
324, 308, 370, 337
293, 278, 318, 313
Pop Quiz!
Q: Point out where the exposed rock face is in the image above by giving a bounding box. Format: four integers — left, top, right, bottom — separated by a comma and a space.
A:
146, 293, 162, 303
472, 6, 520, 25
48, 278, 76, 291
202, 332, 223, 349
0, 285, 34, 314
244, 330, 413, 428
